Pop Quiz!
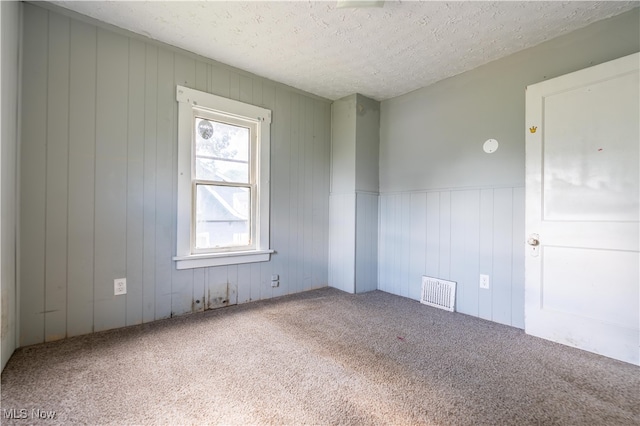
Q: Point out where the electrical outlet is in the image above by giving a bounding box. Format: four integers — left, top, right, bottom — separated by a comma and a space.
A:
271, 281, 279, 288
114, 278, 127, 295
479, 274, 490, 289
271, 274, 279, 281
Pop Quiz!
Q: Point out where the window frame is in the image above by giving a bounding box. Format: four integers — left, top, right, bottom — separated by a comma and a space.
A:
191, 111, 255, 254
174, 86, 272, 270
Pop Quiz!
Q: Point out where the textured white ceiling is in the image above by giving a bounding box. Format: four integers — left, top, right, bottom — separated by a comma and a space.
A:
51, 1, 638, 101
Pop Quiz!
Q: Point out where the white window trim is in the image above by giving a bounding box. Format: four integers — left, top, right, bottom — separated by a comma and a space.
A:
174, 85, 272, 270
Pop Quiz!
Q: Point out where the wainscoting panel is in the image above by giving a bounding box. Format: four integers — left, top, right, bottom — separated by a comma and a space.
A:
378, 187, 525, 328
355, 192, 379, 293
329, 193, 356, 293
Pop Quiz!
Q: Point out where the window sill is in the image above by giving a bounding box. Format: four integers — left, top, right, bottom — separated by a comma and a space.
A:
173, 249, 274, 270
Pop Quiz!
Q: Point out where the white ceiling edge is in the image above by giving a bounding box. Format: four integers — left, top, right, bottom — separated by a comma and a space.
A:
48, 1, 639, 101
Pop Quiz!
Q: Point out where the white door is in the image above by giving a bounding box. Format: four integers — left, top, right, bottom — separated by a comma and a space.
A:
525, 53, 639, 365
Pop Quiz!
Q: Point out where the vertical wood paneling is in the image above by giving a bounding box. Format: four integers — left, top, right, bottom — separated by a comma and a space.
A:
312, 100, 327, 289
390, 194, 400, 295
408, 193, 426, 300
239, 75, 252, 104
392, 194, 401, 295
425, 192, 440, 278
259, 263, 272, 301
355, 194, 366, 291
378, 187, 525, 327
154, 49, 173, 319
44, 13, 70, 341
355, 193, 378, 293
371, 194, 379, 291
237, 264, 251, 302
191, 64, 207, 319
511, 188, 525, 329
93, 29, 128, 332
227, 265, 238, 305
492, 188, 514, 325
20, 5, 48, 346
382, 194, 392, 294
322, 104, 331, 287
192, 268, 205, 312
465, 190, 481, 317
288, 93, 300, 295
377, 195, 388, 292
259, 83, 276, 300
450, 192, 467, 313
170, 55, 195, 317
210, 64, 230, 98
400, 193, 411, 298
478, 189, 494, 320
207, 266, 228, 308
142, 44, 158, 324
126, 39, 146, 326
20, 5, 332, 345
329, 194, 355, 293
195, 61, 207, 92
67, 20, 96, 338
303, 98, 315, 291
438, 191, 451, 280
271, 87, 291, 297
252, 78, 263, 107
1, 0, 20, 371
251, 263, 261, 302
228, 72, 240, 100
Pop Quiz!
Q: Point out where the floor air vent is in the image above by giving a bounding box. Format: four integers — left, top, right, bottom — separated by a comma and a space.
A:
421, 276, 456, 312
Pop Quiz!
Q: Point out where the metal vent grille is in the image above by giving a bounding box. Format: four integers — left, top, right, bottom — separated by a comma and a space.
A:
421, 276, 456, 312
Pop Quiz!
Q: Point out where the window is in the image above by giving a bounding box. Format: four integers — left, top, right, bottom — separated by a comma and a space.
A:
174, 86, 272, 269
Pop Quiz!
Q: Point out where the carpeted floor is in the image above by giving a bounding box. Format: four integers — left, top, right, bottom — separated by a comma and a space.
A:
1, 287, 638, 425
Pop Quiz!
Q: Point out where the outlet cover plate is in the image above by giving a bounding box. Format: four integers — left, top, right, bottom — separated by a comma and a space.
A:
479, 274, 490, 289
114, 278, 127, 295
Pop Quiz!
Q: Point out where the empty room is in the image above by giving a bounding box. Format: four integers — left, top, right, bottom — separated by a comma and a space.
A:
1, 1, 639, 424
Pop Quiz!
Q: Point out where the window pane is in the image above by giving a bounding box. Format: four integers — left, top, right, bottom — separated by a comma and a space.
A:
195, 117, 249, 183
195, 158, 249, 183
195, 184, 250, 249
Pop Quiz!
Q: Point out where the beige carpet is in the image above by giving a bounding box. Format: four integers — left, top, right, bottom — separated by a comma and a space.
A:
1, 288, 638, 425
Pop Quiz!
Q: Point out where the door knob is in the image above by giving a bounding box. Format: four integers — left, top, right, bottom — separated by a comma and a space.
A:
527, 235, 540, 246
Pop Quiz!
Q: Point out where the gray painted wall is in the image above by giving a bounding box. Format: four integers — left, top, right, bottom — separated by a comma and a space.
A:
330, 95, 357, 194
329, 95, 357, 293
1, 0, 20, 371
354, 94, 379, 293
355, 192, 378, 293
19, 3, 331, 346
328, 193, 355, 293
379, 9, 639, 327
329, 94, 379, 294
355, 94, 380, 194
